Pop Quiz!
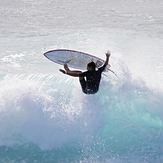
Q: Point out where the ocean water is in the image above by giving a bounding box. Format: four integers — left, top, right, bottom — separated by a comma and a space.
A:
0, 0, 163, 162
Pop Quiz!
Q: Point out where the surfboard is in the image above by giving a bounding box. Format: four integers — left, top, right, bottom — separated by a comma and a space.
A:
43, 49, 111, 71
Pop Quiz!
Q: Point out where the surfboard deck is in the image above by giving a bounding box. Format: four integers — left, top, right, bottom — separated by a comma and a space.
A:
43, 49, 110, 71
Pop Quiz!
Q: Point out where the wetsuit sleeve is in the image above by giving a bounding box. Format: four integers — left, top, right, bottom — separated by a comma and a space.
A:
98, 64, 106, 73
79, 71, 88, 77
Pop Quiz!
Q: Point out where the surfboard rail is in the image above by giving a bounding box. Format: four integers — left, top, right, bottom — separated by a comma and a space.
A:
43, 49, 111, 72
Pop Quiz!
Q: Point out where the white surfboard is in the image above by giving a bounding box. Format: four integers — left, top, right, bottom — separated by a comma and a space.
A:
43, 49, 111, 71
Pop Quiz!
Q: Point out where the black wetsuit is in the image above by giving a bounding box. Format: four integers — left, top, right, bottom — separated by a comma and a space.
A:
79, 64, 106, 94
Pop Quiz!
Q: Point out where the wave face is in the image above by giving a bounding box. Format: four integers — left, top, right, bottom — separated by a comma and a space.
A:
0, 71, 163, 162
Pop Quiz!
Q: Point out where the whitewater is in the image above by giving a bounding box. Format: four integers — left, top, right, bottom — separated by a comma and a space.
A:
0, 0, 163, 162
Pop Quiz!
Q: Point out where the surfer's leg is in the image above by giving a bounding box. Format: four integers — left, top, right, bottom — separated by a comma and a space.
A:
79, 77, 87, 94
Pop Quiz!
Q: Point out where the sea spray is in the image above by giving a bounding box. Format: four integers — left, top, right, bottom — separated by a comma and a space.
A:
0, 69, 163, 162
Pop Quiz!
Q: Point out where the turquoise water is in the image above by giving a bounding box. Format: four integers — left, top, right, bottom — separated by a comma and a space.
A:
1, 0, 163, 162
0, 71, 163, 162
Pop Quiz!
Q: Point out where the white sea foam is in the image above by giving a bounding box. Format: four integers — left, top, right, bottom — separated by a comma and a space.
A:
0, 68, 163, 153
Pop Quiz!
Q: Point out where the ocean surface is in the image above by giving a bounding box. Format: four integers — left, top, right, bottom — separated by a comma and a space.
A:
0, 0, 163, 162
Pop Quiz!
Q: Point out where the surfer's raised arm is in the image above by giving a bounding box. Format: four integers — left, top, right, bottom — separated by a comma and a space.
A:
104, 50, 111, 66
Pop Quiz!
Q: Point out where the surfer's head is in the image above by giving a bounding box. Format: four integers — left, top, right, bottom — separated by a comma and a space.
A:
87, 61, 96, 71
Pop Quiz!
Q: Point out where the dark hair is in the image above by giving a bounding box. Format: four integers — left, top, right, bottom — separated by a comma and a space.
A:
87, 61, 96, 70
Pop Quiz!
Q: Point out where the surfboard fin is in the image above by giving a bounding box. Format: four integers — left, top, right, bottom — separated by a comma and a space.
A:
108, 69, 118, 77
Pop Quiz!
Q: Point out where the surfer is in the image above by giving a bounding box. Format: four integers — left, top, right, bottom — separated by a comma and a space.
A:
59, 51, 111, 94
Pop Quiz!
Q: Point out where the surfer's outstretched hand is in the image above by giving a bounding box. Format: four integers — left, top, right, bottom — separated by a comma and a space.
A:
104, 50, 111, 66
105, 50, 111, 57
59, 69, 66, 74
